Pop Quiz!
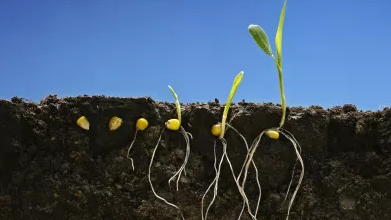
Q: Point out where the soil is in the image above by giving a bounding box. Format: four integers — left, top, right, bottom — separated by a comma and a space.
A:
1, 95, 391, 220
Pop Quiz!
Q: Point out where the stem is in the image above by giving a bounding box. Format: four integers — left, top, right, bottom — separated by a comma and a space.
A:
274, 59, 286, 129
219, 115, 227, 139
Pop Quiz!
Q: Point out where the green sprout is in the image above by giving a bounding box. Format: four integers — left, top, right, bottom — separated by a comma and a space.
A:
148, 85, 193, 220
201, 71, 262, 220
239, 1, 305, 220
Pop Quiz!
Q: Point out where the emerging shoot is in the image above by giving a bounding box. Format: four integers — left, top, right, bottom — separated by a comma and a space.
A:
127, 117, 149, 171
201, 71, 262, 220
148, 85, 192, 220
242, 1, 305, 220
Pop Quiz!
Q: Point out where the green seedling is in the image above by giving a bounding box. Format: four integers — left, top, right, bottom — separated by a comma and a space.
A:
201, 71, 262, 220
148, 85, 192, 220
240, 1, 304, 220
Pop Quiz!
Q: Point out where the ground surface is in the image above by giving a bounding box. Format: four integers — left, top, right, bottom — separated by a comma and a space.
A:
1, 95, 391, 220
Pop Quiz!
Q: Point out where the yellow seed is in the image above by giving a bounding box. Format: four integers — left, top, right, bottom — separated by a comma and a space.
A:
136, 118, 149, 131
77, 116, 90, 130
165, 119, 180, 131
266, 129, 279, 139
211, 124, 222, 137
109, 116, 123, 131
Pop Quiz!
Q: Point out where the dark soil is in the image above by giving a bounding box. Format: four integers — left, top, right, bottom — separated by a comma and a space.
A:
1, 95, 391, 220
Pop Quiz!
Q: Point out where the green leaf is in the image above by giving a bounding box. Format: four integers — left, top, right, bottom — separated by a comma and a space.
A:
168, 85, 181, 124
219, 71, 244, 139
248, 24, 273, 57
275, 0, 287, 68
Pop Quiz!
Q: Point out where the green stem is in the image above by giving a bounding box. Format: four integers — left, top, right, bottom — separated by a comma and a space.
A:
274, 59, 286, 129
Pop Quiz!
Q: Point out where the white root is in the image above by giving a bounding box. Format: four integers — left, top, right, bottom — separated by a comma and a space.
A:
168, 126, 193, 191
201, 121, 261, 220
283, 129, 302, 202
226, 124, 262, 219
239, 129, 305, 220
201, 140, 218, 220
238, 131, 265, 220
126, 129, 139, 171
221, 138, 257, 220
280, 130, 304, 220
148, 128, 185, 220
202, 140, 225, 220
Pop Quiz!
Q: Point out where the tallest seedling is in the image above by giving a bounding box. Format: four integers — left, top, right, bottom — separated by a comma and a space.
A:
240, 1, 305, 220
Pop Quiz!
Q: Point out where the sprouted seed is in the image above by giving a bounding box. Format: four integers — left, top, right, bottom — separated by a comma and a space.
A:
76, 116, 90, 130
148, 85, 193, 220
108, 116, 122, 131
127, 117, 149, 171
242, 1, 305, 219
201, 71, 261, 220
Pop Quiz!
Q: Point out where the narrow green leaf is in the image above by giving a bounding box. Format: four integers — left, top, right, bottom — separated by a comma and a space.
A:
275, 0, 287, 68
168, 85, 181, 124
248, 24, 273, 57
219, 71, 244, 139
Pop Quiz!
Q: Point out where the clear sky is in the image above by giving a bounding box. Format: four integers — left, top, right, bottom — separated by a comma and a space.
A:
0, 0, 390, 110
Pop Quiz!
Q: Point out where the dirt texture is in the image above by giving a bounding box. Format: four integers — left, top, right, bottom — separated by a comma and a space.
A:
1, 95, 391, 220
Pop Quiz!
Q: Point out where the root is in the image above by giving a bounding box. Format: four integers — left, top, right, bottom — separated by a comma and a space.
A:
226, 124, 262, 219
221, 138, 257, 220
238, 129, 305, 220
168, 126, 193, 191
148, 128, 185, 220
238, 131, 265, 220
126, 129, 138, 171
201, 121, 262, 220
201, 140, 224, 220
280, 130, 304, 220
282, 129, 302, 202
200, 140, 217, 220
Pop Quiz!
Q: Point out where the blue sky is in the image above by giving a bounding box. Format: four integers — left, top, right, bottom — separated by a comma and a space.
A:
0, 0, 390, 110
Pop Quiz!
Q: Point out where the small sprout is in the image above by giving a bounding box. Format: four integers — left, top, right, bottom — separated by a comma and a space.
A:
202, 71, 261, 220
77, 116, 89, 130
108, 116, 122, 131
211, 123, 222, 137
136, 118, 149, 131
165, 118, 180, 131
127, 117, 149, 171
148, 85, 192, 220
265, 129, 279, 139
219, 72, 243, 139
242, 1, 305, 220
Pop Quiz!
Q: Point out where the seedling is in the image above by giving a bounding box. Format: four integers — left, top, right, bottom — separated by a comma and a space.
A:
240, 1, 305, 220
201, 71, 262, 220
148, 86, 193, 220
126, 117, 149, 170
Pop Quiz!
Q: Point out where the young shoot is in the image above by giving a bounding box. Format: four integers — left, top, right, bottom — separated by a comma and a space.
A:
148, 85, 192, 220
241, 1, 305, 219
201, 72, 262, 220
126, 117, 149, 171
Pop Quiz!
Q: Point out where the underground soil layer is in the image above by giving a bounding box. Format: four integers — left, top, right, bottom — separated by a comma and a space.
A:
1, 95, 391, 220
